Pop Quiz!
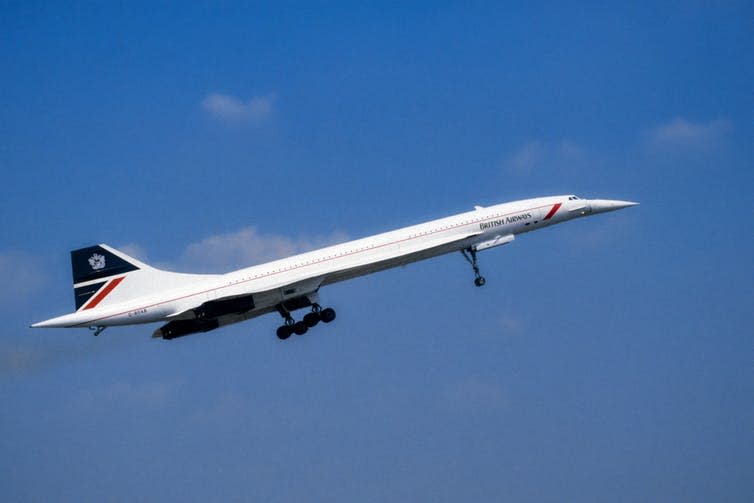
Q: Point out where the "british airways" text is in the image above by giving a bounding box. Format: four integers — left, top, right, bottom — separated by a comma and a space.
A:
479, 212, 532, 230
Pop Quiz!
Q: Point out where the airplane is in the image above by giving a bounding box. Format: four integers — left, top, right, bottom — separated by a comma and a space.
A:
32, 195, 637, 340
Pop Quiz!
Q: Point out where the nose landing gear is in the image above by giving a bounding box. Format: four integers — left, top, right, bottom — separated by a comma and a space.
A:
461, 247, 486, 287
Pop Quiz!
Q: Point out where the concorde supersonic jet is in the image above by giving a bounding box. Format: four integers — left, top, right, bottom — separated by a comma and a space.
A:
32, 195, 637, 340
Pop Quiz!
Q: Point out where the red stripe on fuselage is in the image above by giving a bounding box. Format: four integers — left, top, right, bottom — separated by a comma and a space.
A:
83, 276, 125, 310
543, 203, 562, 220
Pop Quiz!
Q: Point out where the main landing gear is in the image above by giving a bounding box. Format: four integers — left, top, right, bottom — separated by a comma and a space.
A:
461, 247, 486, 287
276, 304, 336, 340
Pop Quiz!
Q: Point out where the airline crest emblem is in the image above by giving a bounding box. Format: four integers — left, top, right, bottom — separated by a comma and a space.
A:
88, 253, 106, 271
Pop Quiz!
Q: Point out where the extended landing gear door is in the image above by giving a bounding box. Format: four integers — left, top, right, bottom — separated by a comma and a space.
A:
473, 234, 515, 252
279, 277, 323, 303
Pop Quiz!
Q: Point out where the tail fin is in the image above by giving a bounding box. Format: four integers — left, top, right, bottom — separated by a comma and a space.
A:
71, 244, 152, 311
71, 244, 217, 313
71, 245, 147, 285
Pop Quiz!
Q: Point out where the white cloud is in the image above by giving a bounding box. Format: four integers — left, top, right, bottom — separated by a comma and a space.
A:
178, 227, 349, 272
201, 92, 276, 123
504, 139, 585, 174
646, 117, 731, 150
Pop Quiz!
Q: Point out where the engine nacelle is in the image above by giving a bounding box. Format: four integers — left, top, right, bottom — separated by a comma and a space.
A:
194, 295, 255, 319
157, 318, 220, 340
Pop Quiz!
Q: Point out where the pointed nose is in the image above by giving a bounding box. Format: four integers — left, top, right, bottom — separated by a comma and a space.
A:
588, 199, 639, 214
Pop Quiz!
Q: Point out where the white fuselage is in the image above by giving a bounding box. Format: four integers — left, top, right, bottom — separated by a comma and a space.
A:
33, 195, 635, 331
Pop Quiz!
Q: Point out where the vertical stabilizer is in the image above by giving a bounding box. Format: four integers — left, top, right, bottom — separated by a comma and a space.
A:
70, 244, 217, 313
71, 245, 149, 311
71, 245, 146, 284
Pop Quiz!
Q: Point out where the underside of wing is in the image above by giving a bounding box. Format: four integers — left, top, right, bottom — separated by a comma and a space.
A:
321, 229, 483, 286
153, 229, 483, 339
153, 276, 326, 339
154, 293, 257, 339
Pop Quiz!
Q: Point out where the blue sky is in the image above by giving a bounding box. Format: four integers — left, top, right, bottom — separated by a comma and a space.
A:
1, 2, 752, 501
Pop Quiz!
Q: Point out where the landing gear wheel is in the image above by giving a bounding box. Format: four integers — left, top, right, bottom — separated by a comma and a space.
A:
320, 307, 336, 323
303, 311, 320, 328
474, 276, 486, 287
273, 303, 336, 337
276, 325, 293, 340
293, 321, 308, 335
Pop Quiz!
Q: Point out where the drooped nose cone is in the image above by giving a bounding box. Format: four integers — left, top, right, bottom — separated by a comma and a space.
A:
589, 199, 639, 214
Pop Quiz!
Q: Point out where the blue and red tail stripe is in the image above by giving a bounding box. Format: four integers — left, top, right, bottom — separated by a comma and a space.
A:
74, 276, 125, 311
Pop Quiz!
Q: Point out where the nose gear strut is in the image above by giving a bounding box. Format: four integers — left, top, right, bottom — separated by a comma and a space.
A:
461, 247, 486, 287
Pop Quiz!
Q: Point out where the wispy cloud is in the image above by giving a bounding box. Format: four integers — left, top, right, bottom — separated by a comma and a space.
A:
189, 392, 249, 426
178, 227, 349, 272
76, 379, 181, 410
0, 345, 46, 375
441, 375, 508, 413
645, 117, 731, 151
496, 315, 526, 336
0, 336, 135, 377
0, 252, 46, 304
201, 92, 276, 123
117, 243, 149, 262
504, 140, 586, 174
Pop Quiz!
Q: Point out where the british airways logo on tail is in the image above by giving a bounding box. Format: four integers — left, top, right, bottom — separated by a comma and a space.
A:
88, 253, 106, 270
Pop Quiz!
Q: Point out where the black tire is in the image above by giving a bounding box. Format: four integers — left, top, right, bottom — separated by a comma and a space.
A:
474, 276, 486, 287
293, 321, 308, 335
320, 307, 336, 323
303, 312, 320, 328
276, 325, 292, 340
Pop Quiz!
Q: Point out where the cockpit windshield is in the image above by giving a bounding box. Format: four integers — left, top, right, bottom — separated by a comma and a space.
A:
568, 195, 581, 200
